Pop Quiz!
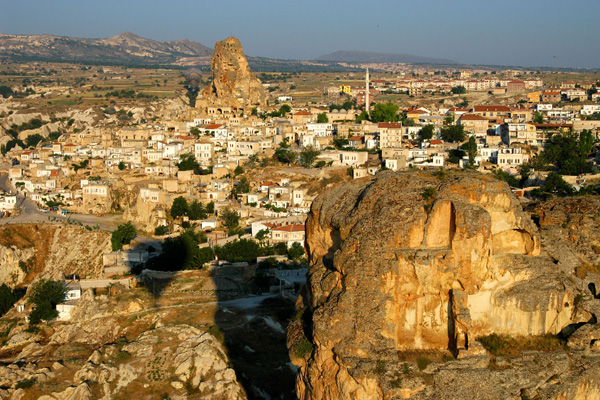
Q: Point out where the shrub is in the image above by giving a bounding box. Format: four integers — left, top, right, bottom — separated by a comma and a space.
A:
154, 225, 169, 236
294, 337, 314, 358
417, 356, 431, 371
421, 187, 436, 201
15, 378, 36, 389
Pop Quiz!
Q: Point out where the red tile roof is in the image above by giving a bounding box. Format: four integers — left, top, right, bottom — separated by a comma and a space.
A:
473, 106, 511, 112
460, 114, 489, 121
271, 223, 305, 232
378, 122, 402, 128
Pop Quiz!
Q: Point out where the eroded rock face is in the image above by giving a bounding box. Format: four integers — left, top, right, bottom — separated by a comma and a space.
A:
292, 171, 598, 399
200, 36, 266, 111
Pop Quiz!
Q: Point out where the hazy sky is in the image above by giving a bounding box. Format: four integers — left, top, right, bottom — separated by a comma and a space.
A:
1, 0, 599, 68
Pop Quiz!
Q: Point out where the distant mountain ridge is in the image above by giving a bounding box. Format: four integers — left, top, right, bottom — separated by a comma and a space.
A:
315, 50, 458, 65
0, 31, 214, 66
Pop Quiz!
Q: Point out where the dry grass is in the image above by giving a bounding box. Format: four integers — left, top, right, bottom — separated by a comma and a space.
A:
575, 262, 600, 279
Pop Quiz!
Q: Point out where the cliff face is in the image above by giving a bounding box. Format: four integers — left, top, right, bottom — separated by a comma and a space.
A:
291, 171, 600, 399
200, 37, 266, 111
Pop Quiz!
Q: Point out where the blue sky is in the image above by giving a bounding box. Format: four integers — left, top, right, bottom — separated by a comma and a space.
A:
1, 0, 599, 68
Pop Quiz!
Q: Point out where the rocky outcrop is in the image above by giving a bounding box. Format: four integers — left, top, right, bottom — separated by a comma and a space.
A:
0, 224, 111, 286
200, 37, 266, 111
1, 324, 246, 400
291, 171, 600, 399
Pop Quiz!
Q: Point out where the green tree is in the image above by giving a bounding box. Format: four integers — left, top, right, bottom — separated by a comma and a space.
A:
462, 136, 478, 166
317, 113, 328, 123
111, 222, 137, 251
279, 104, 291, 116
28, 280, 67, 325
232, 176, 251, 197
170, 196, 189, 219
118, 161, 126, 170
451, 86, 467, 94
234, 165, 244, 176
0, 284, 17, 317
579, 129, 595, 156
420, 125, 435, 142
370, 102, 399, 123
356, 110, 369, 123
220, 208, 241, 233
206, 201, 215, 214
256, 228, 270, 242
299, 146, 321, 168
441, 125, 466, 143
543, 133, 591, 175
177, 154, 200, 173
342, 100, 354, 110
333, 137, 349, 149
287, 242, 305, 260
190, 126, 200, 136
518, 163, 532, 187
215, 239, 261, 263
533, 112, 544, 124
188, 200, 207, 220
275, 148, 297, 164
25, 134, 44, 148
542, 172, 575, 196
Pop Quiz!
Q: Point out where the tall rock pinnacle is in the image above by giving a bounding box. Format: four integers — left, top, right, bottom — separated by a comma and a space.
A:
200, 36, 266, 111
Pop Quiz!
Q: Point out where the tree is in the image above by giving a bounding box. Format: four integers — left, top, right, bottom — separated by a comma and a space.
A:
333, 137, 349, 149
275, 148, 296, 164
188, 200, 207, 220
420, 125, 435, 142
206, 201, 215, 214
171, 196, 189, 219
543, 133, 591, 175
579, 129, 595, 156
232, 176, 250, 197
370, 102, 399, 123
451, 86, 467, 94
111, 222, 137, 251
356, 111, 369, 123
190, 126, 200, 136
542, 172, 575, 196
177, 154, 200, 173
25, 134, 44, 148
234, 165, 244, 176
441, 125, 466, 143
118, 161, 126, 170
533, 112, 544, 124
342, 100, 354, 110
288, 242, 305, 260
28, 280, 67, 325
462, 136, 478, 166
220, 208, 241, 233
299, 146, 321, 168
279, 104, 291, 116
317, 113, 328, 123
256, 228, 270, 242
0, 284, 17, 317
518, 163, 532, 187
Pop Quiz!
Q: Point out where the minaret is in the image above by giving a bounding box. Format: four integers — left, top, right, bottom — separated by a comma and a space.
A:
365, 67, 370, 117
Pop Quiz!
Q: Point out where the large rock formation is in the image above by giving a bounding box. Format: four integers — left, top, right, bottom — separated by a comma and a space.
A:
290, 171, 600, 399
0, 224, 111, 287
199, 37, 266, 112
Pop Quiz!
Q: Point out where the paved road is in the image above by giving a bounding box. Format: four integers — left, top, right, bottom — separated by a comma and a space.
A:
0, 174, 118, 231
